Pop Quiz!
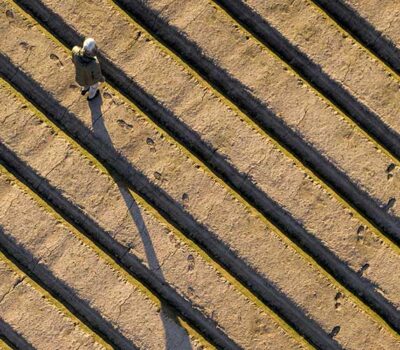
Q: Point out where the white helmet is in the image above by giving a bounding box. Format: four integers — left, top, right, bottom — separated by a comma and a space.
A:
83, 38, 97, 56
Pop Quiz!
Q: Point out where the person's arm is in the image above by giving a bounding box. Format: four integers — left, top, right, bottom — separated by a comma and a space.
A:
71, 46, 80, 63
92, 60, 105, 83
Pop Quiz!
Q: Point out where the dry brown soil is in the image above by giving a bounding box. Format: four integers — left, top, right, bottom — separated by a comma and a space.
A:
344, 0, 400, 49
0, 0, 399, 349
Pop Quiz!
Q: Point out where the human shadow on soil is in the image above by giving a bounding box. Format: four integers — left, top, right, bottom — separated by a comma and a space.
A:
86, 85, 336, 346
88, 91, 339, 350
0, 318, 35, 350
1, 54, 339, 348
0, 141, 206, 349
11, 3, 399, 341
90, 97, 193, 350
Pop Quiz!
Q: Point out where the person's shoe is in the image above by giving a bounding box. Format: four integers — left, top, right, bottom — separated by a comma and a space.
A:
87, 89, 100, 101
81, 87, 90, 96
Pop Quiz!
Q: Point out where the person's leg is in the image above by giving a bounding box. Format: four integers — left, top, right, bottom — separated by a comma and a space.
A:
81, 85, 90, 95
87, 82, 100, 100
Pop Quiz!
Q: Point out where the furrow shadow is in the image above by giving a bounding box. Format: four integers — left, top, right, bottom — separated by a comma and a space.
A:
0, 54, 340, 349
310, 0, 400, 75
9, 0, 400, 334
213, 0, 400, 172
0, 141, 239, 350
93, 0, 400, 243
0, 227, 135, 350
0, 320, 33, 350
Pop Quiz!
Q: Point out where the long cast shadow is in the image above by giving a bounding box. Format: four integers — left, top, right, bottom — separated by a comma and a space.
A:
11, 0, 396, 340
15, 0, 400, 243
9, 1, 400, 342
90, 97, 193, 350
1, 53, 342, 349
0, 136, 238, 349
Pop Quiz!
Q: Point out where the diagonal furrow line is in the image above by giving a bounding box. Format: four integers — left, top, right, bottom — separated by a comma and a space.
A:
213, 0, 400, 178
106, 0, 400, 247
0, 217, 135, 349
0, 320, 34, 350
310, 0, 400, 76
0, 252, 112, 350
0, 245, 135, 350
8, 0, 400, 339
0, 80, 314, 350
0, 54, 338, 349
0, 143, 239, 350
0, 338, 14, 350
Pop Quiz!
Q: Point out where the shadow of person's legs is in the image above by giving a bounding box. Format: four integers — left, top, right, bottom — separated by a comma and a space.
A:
89, 95, 110, 142
117, 183, 193, 350
90, 101, 192, 349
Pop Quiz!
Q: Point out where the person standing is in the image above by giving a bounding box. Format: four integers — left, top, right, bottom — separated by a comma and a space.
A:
72, 38, 105, 101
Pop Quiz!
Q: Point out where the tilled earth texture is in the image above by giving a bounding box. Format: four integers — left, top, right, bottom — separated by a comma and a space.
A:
0, 0, 399, 349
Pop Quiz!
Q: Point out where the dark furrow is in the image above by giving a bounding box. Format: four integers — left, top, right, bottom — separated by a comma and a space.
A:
311, 0, 400, 74
0, 336, 14, 350
107, 0, 400, 247
0, 337, 15, 350
0, 55, 339, 350
214, 0, 400, 183
0, 231, 131, 350
0, 321, 33, 350
9, 0, 400, 336
0, 143, 239, 350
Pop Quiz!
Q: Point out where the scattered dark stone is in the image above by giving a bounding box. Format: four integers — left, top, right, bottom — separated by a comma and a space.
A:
103, 91, 112, 99
187, 254, 195, 271
329, 326, 340, 337
6, 10, 14, 18
32, 118, 43, 125
356, 225, 364, 241
386, 163, 395, 173
334, 292, 342, 309
383, 198, 396, 211
154, 171, 162, 180
117, 119, 133, 129
146, 137, 154, 145
358, 263, 370, 276
19, 41, 30, 50
182, 192, 189, 201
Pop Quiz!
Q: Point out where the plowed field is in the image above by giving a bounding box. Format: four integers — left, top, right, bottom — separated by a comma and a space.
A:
0, 1, 399, 349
